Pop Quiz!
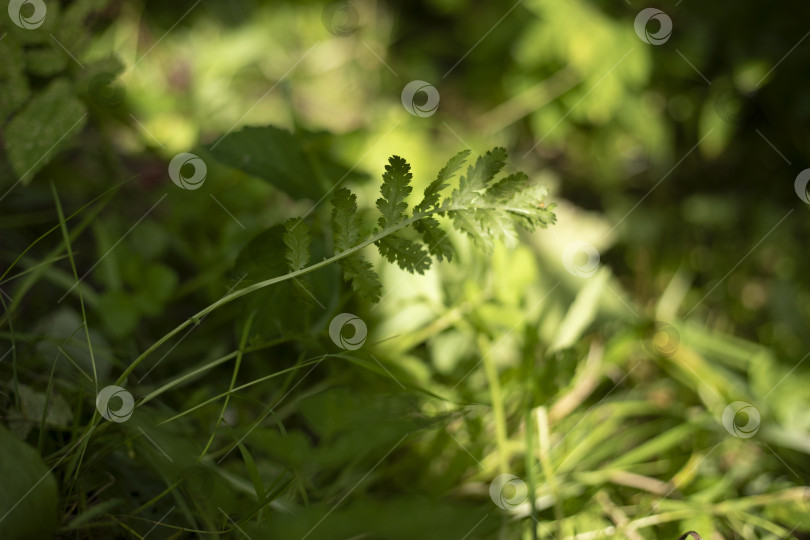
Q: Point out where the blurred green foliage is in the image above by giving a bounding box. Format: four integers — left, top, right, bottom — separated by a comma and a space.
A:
1, 0, 809, 539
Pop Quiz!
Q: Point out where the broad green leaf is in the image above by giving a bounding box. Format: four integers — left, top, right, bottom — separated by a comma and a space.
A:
0, 38, 30, 120
4, 80, 87, 183
135, 263, 179, 316
98, 290, 139, 338
35, 308, 114, 383
77, 56, 127, 111
7, 383, 72, 441
0, 425, 59, 540
208, 125, 365, 200
233, 225, 332, 339
24, 48, 67, 77
57, 0, 116, 54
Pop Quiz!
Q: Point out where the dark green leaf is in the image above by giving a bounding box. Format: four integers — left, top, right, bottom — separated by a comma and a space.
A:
0, 38, 30, 120
0, 425, 59, 540
340, 254, 381, 303
4, 80, 87, 183
283, 219, 311, 272
413, 217, 453, 262
331, 188, 362, 252
376, 232, 431, 274
208, 125, 364, 200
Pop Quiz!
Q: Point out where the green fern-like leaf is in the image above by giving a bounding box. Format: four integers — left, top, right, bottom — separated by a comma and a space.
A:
374, 155, 433, 274
229, 145, 554, 306
377, 233, 431, 274
439, 148, 556, 250
376, 155, 413, 229
414, 149, 470, 214
332, 187, 382, 302
283, 219, 311, 272
332, 188, 363, 252
413, 216, 454, 262
447, 147, 507, 207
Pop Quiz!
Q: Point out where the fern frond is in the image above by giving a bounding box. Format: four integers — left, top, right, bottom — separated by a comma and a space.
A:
332, 188, 362, 252
376, 155, 413, 229
283, 218, 311, 272
377, 233, 431, 274
447, 147, 507, 207
332, 187, 382, 302
414, 149, 470, 214
413, 216, 454, 262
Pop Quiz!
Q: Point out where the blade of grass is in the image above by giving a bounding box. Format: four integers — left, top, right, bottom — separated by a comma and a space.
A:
37, 355, 58, 452
51, 181, 98, 393
199, 311, 256, 460
0, 291, 19, 408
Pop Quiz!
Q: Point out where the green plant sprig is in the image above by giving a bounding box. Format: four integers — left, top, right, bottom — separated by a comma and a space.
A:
115, 146, 556, 385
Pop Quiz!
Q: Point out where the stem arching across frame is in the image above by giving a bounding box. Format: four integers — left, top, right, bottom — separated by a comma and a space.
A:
115, 146, 557, 385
